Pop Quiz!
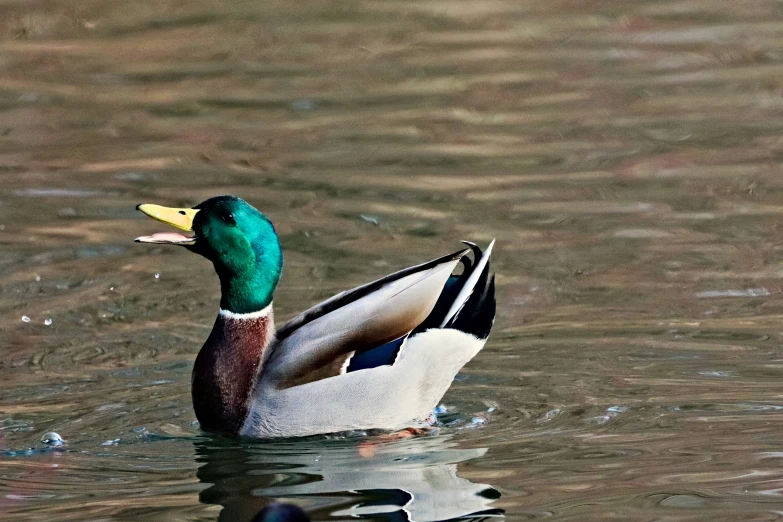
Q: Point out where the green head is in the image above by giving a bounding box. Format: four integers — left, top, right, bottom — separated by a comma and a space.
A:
135, 196, 283, 314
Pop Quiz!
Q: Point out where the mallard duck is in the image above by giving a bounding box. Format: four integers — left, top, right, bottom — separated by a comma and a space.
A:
135, 196, 495, 438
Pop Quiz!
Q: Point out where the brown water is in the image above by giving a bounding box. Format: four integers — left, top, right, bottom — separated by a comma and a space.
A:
3, 0, 783, 520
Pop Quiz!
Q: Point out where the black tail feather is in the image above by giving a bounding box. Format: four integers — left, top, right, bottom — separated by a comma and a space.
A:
451, 273, 495, 339
414, 243, 496, 339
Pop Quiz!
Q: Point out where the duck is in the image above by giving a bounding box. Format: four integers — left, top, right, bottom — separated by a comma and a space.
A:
134, 195, 495, 438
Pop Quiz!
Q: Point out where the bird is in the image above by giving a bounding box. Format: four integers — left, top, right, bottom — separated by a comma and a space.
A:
135, 195, 495, 438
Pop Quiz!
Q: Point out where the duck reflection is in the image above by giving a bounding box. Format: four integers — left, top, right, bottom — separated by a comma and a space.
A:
195, 433, 503, 522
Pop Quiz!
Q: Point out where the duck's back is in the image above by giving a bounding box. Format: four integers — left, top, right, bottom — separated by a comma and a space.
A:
239, 243, 495, 438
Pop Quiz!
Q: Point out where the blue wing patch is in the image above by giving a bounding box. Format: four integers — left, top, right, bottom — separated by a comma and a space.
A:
346, 336, 406, 372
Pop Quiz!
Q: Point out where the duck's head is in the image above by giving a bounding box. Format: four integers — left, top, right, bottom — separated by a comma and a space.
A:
135, 195, 283, 314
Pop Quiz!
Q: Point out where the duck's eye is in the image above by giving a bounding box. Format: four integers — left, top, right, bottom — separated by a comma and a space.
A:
222, 212, 236, 225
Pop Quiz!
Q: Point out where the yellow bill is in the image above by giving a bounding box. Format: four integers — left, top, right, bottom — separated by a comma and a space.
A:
135, 204, 199, 245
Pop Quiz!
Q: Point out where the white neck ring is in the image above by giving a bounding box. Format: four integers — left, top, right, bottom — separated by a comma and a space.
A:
219, 302, 273, 320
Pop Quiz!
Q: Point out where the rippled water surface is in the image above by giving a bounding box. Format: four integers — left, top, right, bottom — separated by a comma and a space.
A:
4, 0, 783, 520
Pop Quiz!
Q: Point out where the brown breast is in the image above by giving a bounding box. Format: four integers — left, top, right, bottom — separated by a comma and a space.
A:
191, 310, 274, 433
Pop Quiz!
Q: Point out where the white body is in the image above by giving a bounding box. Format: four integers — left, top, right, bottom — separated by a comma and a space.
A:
240, 329, 486, 438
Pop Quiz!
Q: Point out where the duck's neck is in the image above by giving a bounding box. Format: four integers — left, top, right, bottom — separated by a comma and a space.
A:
192, 303, 275, 434
213, 235, 283, 315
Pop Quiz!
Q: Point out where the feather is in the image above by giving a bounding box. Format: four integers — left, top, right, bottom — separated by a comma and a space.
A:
346, 336, 407, 372
265, 254, 463, 388
276, 248, 467, 340
440, 239, 495, 327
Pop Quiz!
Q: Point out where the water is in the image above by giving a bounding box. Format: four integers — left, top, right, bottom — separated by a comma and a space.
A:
3, 0, 783, 520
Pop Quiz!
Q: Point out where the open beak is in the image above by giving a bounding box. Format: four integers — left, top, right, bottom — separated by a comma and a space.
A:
134, 204, 199, 245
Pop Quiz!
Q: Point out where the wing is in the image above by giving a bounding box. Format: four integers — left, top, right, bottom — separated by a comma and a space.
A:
264, 249, 467, 388
346, 240, 497, 370
275, 249, 467, 340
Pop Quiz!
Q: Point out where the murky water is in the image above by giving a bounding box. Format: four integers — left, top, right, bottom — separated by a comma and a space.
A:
3, 0, 783, 520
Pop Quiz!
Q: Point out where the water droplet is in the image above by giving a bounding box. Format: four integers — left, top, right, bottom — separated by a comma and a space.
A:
44, 318, 52, 326
359, 214, 381, 225
154, 273, 160, 280
40, 432, 64, 446
34, 275, 41, 282
109, 286, 115, 291
21, 315, 30, 323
